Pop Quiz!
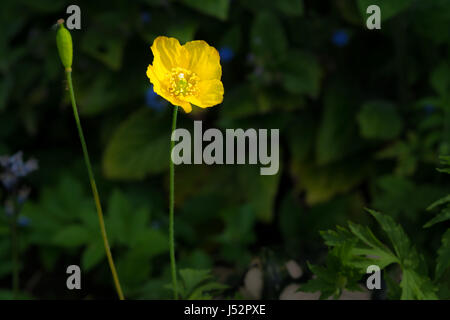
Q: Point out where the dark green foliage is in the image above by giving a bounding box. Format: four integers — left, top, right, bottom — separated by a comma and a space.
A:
0, 0, 449, 299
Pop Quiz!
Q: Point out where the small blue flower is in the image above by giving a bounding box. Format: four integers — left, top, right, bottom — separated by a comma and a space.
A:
17, 187, 31, 205
424, 104, 435, 115
17, 216, 31, 227
332, 30, 349, 47
145, 85, 166, 111
0, 172, 18, 190
0, 152, 38, 190
141, 12, 152, 24
219, 46, 234, 62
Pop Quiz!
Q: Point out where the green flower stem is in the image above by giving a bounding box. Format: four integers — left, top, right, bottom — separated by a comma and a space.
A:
169, 105, 179, 300
65, 70, 124, 300
10, 208, 19, 298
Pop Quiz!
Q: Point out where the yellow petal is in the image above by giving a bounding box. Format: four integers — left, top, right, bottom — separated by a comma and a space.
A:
187, 79, 224, 108
178, 101, 192, 113
151, 36, 188, 76
183, 40, 222, 81
147, 64, 192, 112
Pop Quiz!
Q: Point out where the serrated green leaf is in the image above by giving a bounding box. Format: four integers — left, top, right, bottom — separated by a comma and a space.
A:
424, 206, 450, 228
436, 229, 450, 279
400, 269, 438, 300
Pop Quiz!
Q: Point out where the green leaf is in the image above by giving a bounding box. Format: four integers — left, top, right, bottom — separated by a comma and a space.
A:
237, 165, 281, 223
357, 101, 403, 140
436, 229, 450, 280
103, 108, 170, 180
82, 241, 106, 271
430, 63, 450, 98
412, 0, 450, 44
347, 222, 398, 268
178, 269, 225, 299
281, 50, 322, 98
81, 30, 125, 70
357, 0, 412, 22
368, 210, 415, 266
424, 206, 450, 228
427, 194, 450, 210
53, 225, 90, 248
167, 21, 198, 44
400, 269, 438, 300
0, 76, 13, 111
180, 0, 230, 20
275, 0, 303, 17
316, 87, 362, 165
291, 157, 368, 205
250, 12, 287, 65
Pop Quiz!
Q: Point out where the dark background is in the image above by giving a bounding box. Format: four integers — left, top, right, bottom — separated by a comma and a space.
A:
0, 0, 449, 299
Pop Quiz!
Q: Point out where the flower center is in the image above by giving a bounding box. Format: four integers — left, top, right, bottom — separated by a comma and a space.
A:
168, 67, 199, 98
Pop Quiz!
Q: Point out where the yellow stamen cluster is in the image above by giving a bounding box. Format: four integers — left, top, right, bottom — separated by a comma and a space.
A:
168, 67, 199, 97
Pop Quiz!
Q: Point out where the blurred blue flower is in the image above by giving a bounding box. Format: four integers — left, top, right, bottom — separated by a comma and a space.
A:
424, 104, 435, 115
219, 46, 234, 62
17, 216, 31, 227
141, 12, 152, 24
332, 30, 349, 47
146, 85, 166, 111
17, 187, 31, 205
0, 152, 38, 190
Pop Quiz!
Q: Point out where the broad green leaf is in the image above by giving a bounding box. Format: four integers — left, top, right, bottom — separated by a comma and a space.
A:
316, 87, 362, 165
81, 30, 126, 71
430, 63, 450, 98
436, 229, 450, 279
412, 0, 450, 44
250, 12, 287, 65
281, 50, 322, 98
180, 0, 230, 20
103, 108, 170, 180
167, 21, 198, 44
75, 73, 121, 116
357, 101, 403, 140
275, 0, 303, 17
241, 0, 303, 17
0, 76, 12, 111
237, 165, 281, 223
53, 225, 90, 248
291, 157, 368, 205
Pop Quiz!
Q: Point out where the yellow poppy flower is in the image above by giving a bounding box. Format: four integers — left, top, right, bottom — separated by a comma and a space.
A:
146, 36, 224, 113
